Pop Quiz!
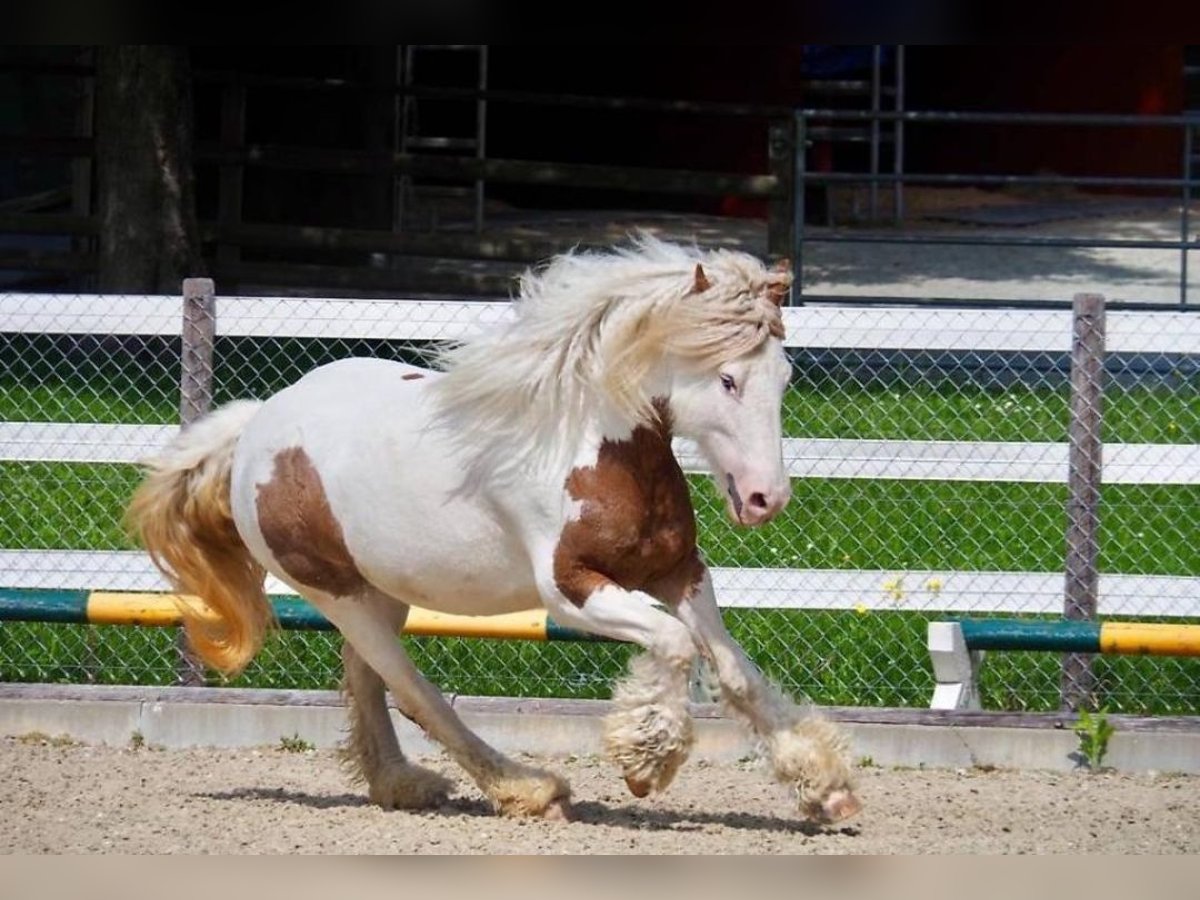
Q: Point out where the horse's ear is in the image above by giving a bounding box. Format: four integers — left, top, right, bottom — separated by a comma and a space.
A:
766, 258, 792, 306
691, 263, 711, 294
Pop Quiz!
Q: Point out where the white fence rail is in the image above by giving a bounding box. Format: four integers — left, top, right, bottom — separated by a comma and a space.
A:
4, 421, 1198, 485
4, 292, 1200, 351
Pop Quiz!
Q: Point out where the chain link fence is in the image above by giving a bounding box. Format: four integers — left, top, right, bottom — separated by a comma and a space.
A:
1, 288, 1197, 712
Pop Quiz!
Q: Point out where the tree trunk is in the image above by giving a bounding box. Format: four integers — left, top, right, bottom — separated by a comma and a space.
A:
96, 46, 203, 293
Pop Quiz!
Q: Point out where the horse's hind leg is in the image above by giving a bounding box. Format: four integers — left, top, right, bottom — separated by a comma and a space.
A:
341, 640, 453, 809
327, 591, 570, 819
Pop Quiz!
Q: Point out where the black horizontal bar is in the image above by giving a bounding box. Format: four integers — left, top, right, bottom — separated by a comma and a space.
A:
194, 71, 793, 119
805, 171, 1191, 189
802, 232, 1200, 251
792, 293, 1198, 312
0, 135, 93, 156
196, 144, 782, 197
799, 109, 1200, 128
0, 61, 93, 77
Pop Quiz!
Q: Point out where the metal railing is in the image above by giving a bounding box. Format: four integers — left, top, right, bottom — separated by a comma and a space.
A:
793, 108, 1199, 309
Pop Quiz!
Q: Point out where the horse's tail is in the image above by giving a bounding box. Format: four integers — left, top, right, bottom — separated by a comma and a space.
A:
125, 400, 272, 676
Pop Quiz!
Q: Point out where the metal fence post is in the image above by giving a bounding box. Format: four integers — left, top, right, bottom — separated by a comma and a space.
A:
176, 276, 217, 685
767, 117, 796, 264
791, 110, 807, 306
1061, 292, 1106, 711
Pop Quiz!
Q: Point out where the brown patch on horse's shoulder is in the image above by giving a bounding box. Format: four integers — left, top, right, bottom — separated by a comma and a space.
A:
255, 446, 366, 596
553, 421, 697, 608
649, 552, 707, 608
402, 372, 425, 380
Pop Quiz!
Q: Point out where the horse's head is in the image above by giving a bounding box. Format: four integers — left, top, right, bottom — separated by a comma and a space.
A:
667, 261, 792, 528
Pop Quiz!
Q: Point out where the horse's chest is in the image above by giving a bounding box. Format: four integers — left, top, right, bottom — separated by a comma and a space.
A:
553, 426, 697, 606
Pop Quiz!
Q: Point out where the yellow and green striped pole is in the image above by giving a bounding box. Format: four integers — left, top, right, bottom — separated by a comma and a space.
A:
0, 588, 606, 643
959, 618, 1200, 657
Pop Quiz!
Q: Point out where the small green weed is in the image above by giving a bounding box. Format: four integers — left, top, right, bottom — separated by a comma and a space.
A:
17, 731, 77, 747
1073, 708, 1116, 771
278, 733, 315, 753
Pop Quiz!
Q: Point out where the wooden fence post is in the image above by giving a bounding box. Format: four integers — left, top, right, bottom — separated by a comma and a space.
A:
1061, 292, 1105, 711
175, 277, 217, 685
180, 277, 216, 428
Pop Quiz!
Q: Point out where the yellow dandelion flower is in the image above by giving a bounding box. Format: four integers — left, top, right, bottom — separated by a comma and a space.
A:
882, 576, 905, 603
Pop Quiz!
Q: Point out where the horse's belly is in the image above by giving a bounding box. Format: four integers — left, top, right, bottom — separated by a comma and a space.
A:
231, 359, 544, 617
333, 442, 541, 615
348, 512, 541, 616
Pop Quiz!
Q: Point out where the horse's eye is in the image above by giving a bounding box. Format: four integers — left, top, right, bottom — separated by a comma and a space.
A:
720, 373, 737, 394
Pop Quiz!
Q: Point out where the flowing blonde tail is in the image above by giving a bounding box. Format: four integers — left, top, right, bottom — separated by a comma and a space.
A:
125, 400, 271, 675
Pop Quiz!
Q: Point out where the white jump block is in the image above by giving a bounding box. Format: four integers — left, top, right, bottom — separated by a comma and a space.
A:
928, 621, 983, 710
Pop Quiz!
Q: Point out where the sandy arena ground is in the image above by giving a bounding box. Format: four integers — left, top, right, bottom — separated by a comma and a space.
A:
3, 735, 1197, 854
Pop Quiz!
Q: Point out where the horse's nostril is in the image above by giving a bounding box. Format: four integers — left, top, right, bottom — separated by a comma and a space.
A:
748, 492, 768, 510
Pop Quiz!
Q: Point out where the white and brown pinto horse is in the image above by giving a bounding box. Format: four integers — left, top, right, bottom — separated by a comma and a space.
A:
128, 238, 860, 823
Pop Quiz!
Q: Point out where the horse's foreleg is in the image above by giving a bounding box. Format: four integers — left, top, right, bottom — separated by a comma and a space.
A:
341, 639, 454, 809
324, 592, 570, 819
673, 569, 861, 824
539, 580, 699, 798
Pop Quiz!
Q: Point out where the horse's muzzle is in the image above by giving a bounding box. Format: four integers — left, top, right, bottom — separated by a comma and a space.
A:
726, 474, 789, 527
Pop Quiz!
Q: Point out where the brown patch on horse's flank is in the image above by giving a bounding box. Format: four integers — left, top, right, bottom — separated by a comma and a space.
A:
255, 447, 366, 596
691, 263, 711, 294
402, 373, 425, 380
553, 414, 702, 608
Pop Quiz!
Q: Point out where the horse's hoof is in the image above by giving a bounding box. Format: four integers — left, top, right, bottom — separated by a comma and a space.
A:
490, 770, 572, 818
801, 788, 862, 824
541, 798, 573, 821
820, 788, 862, 823
369, 765, 454, 810
623, 774, 653, 798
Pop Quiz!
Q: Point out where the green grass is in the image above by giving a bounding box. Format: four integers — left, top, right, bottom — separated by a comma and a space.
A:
692, 478, 1199, 576
0, 334, 442, 425
0, 463, 143, 550
784, 380, 1199, 444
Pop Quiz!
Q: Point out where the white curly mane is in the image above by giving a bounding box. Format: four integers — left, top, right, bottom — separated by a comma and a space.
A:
432, 236, 790, 484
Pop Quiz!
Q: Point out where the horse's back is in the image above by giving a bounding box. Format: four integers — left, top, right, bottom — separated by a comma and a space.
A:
229, 358, 541, 614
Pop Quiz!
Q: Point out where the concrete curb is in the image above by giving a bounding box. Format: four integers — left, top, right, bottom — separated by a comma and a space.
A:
3, 685, 1198, 774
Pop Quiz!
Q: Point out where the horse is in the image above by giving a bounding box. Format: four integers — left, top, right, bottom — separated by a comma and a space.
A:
126, 237, 860, 824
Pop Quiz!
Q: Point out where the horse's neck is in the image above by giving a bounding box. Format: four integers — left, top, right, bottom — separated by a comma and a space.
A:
576, 370, 673, 451
573, 399, 675, 474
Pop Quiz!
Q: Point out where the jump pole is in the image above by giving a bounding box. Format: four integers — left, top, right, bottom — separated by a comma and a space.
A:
0, 589, 606, 643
